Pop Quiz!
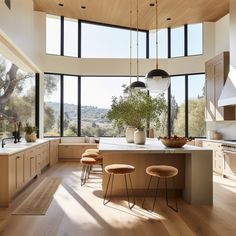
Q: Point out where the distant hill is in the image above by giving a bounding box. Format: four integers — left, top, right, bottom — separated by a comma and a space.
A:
45, 102, 110, 122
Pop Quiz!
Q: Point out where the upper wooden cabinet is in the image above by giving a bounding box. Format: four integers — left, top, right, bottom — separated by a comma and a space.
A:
205, 52, 235, 121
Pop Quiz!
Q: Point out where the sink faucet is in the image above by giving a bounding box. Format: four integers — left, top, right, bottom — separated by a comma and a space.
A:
1, 137, 15, 148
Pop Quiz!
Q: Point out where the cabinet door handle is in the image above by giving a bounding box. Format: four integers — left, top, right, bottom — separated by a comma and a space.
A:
17, 156, 20, 159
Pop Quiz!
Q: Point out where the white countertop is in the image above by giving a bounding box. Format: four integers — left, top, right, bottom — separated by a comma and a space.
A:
0, 139, 49, 156
99, 138, 212, 154
196, 138, 236, 145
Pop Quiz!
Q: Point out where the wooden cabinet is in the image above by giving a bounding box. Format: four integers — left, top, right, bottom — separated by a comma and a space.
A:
205, 52, 235, 121
0, 140, 51, 206
9, 152, 24, 198
50, 139, 59, 166
59, 143, 98, 159
202, 140, 223, 174
41, 142, 50, 168
24, 149, 36, 182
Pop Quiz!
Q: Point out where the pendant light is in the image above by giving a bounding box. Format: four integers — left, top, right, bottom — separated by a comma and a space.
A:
130, 0, 146, 90
145, 0, 170, 93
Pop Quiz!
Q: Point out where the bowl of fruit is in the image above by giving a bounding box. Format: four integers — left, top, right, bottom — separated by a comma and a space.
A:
158, 135, 191, 148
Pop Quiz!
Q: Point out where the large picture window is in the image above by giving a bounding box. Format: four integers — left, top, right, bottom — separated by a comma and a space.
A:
0, 55, 35, 139
81, 77, 134, 136
46, 15, 61, 55
171, 26, 185, 57
149, 29, 168, 59
44, 74, 61, 136
188, 74, 205, 137
64, 17, 78, 57
170, 76, 186, 136
81, 23, 146, 58
63, 76, 78, 136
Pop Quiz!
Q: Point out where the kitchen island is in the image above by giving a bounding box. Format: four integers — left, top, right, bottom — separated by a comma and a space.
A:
99, 138, 213, 205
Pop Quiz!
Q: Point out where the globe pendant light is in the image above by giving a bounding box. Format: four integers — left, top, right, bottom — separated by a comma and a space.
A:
145, 0, 170, 93
129, 0, 146, 90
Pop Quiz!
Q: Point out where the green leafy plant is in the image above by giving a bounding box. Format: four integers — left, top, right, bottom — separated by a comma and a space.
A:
107, 88, 167, 131
23, 123, 37, 134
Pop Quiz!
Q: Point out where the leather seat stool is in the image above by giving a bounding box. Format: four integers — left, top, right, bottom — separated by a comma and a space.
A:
80, 149, 103, 186
142, 165, 178, 212
103, 164, 136, 209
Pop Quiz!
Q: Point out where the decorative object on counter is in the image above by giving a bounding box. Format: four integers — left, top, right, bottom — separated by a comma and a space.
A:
158, 135, 192, 148
134, 129, 146, 145
13, 121, 22, 143
213, 131, 222, 140
145, 0, 170, 93
94, 137, 100, 144
125, 126, 136, 143
149, 128, 155, 138
107, 89, 167, 144
24, 123, 37, 142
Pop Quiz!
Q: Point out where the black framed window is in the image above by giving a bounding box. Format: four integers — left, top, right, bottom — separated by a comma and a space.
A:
44, 74, 61, 136
170, 26, 185, 57
167, 73, 206, 138
46, 15, 61, 55
64, 17, 79, 57
187, 23, 203, 56
170, 75, 186, 136
149, 28, 168, 59
0, 54, 36, 139
188, 74, 206, 137
63, 75, 79, 136
81, 22, 147, 58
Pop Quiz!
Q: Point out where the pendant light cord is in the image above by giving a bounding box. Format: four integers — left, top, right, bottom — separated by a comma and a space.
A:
136, 0, 139, 81
155, 0, 158, 69
129, 0, 132, 85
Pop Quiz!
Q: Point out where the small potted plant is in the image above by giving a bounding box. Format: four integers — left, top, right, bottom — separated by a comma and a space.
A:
24, 123, 37, 142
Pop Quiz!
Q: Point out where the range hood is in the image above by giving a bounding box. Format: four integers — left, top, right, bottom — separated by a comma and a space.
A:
218, 69, 236, 107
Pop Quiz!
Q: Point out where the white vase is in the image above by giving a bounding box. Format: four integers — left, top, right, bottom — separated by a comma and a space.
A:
126, 126, 136, 143
134, 129, 146, 145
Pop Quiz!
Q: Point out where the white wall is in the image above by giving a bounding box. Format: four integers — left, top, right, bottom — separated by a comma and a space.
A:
0, 0, 45, 72
230, 0, 236, 68
215, 14, 230, 55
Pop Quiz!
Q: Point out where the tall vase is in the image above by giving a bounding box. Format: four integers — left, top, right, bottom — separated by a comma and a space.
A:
126, 126, 136, 143
134, 129, 146, 145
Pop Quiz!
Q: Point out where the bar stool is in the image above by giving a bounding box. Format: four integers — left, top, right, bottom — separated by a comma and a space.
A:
142, 165, 178, 212
103, 164, 135, 209
80, 150, 103, 186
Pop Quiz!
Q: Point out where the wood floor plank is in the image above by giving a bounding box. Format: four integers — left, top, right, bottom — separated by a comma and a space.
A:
0, 162, 236, 236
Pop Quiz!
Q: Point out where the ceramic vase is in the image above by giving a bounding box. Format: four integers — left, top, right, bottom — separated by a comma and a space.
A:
126, 126, 136, 143
134, 129, 146, 145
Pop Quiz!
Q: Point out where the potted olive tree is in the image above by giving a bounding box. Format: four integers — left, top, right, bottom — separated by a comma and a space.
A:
24, 123, 37, 142
107, 89, 167, 144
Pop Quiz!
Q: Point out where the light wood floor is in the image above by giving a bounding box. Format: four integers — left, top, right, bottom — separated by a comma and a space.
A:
0, 162, 236, 236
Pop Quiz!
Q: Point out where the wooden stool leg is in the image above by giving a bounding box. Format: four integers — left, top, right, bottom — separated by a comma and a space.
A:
142, 176, 153, 208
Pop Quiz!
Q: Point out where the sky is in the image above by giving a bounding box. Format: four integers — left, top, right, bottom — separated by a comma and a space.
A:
45, 15, 204, 108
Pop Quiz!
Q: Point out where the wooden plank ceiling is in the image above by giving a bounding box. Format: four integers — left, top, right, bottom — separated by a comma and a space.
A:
33, 0, 229, 30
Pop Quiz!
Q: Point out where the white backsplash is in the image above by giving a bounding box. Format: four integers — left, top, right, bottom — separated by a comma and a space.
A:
207, 121, 236, 139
